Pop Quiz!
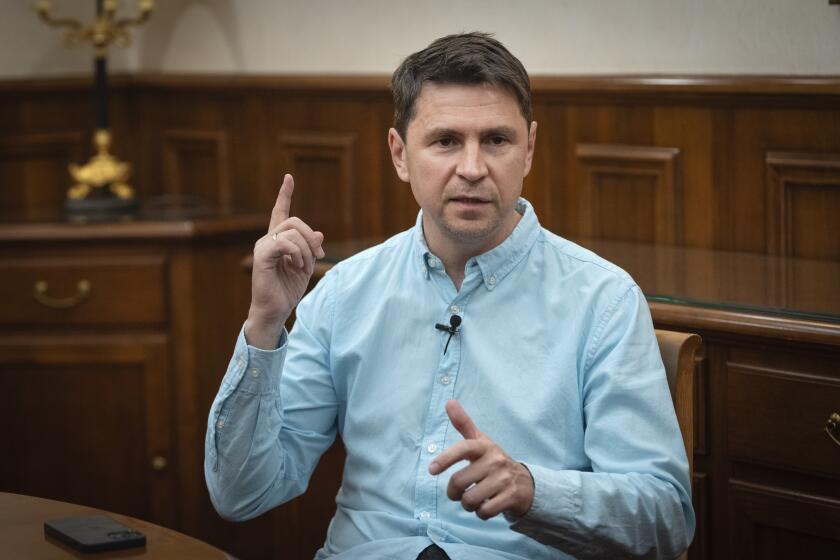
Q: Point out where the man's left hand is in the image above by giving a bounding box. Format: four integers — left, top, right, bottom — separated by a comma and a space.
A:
429, 400, 534, 520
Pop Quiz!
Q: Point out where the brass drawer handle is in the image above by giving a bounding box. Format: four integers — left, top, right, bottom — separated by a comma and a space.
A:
33, 279, 91, 309
827, 412, 840, 448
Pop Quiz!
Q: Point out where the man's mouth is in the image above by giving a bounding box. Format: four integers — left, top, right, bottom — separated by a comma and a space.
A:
450, 196, 489, 205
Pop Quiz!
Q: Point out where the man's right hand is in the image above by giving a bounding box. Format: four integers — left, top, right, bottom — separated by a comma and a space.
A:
245, 174, 325, 349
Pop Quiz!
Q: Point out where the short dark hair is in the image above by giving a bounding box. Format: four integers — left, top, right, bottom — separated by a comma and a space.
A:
391, 32, 532, 139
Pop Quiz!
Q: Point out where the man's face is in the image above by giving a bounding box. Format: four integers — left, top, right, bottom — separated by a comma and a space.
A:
389, 82, 537, 256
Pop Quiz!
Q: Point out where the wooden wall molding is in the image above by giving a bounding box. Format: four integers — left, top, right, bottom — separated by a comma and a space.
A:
162, 130, 231, 210
0, 131, 85, 156
765, 151, 840, 259
765, 152, 840, 312
575, 143, 682, 244
3, 74, 840, 257
277, 131, 357, 240
7, 73, 840, 97
0, 131, 85, 216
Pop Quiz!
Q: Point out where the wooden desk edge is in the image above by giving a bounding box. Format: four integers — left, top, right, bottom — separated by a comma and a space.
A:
649, 301, 840, 347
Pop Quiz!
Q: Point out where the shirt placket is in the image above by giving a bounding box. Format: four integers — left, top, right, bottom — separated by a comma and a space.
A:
413, 265, 480, 536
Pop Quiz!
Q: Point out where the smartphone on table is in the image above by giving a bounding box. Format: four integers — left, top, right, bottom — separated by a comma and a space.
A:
44, 514, 146, 553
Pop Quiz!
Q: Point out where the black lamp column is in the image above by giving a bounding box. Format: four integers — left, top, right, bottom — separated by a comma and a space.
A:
94, 0, 109, 132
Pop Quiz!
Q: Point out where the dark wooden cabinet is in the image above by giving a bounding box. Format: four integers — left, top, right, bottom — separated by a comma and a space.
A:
0, 212, 264, 548
0, 335, 174, 525
651, 305, 840, 560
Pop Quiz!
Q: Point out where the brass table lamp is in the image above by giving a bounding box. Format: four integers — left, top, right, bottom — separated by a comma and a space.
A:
36, 0, 154, 215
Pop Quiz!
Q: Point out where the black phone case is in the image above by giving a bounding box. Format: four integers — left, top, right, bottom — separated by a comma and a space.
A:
44, 514, 146, 553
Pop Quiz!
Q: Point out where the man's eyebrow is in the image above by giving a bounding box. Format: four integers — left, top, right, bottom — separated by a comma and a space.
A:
423, 127, 461, 140
484, 126, 519, 138
422, 126, 521, 140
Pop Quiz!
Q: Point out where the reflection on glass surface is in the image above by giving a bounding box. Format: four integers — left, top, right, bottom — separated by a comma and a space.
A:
319, 237, 840, 324
570, 238, 840, 324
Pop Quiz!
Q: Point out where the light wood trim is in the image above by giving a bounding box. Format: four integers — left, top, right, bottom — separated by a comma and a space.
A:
0, 214, 266, 242
649, 301, 840, 347
4, 73, 840, 96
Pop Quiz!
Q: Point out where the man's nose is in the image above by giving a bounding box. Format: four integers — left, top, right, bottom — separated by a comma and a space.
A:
456, 141, 488, 183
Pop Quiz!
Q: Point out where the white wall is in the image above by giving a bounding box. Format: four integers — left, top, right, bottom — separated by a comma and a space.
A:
4, 0, 840, 78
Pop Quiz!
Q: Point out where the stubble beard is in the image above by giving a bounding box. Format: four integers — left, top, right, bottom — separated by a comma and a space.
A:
437, 202, 504, 248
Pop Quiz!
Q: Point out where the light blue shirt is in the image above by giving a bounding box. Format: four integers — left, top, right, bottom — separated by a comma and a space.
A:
205, 199, 694, 559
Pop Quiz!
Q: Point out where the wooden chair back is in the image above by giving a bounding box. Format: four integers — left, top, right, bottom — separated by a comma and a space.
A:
655, 329, 701, 560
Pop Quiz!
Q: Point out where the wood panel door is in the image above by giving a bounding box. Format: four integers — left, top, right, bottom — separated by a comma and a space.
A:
0, 335, 176, 527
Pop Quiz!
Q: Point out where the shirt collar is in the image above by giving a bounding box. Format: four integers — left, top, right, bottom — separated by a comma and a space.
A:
412, 198, 541, 289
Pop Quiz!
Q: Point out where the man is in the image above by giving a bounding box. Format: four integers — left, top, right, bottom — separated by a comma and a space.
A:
205, 33, 694, 559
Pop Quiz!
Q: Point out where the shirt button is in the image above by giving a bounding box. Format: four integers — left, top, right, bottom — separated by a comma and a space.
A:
428, 257, 439, 268
488, 275, 497, 286
216, 419, 225, 429
419, 511, 431, 521
426, 443, 438, 453
249, 368, 260, 377
440, 375, 451, 385
449, 305, 460, 314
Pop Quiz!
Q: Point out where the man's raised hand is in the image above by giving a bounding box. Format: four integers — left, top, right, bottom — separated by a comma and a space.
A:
429, 400, 534, 520
245, 174, 325, 349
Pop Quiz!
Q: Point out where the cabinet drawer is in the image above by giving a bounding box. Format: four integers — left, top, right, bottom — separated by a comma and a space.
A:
727, 346, 840, 479
0, 256, 167, 327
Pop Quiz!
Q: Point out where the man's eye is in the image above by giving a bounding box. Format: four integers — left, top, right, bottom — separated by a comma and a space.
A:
489, 136, 507, 146
437, 138, 454, 147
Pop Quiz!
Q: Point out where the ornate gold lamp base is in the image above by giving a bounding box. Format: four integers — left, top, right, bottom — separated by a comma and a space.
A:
65, 129, 137, 215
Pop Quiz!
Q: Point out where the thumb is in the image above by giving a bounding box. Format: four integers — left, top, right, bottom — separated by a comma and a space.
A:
446, 400, 481, 440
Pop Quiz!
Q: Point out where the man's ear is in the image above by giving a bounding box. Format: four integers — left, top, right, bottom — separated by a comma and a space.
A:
388, 128, 410, 182
523, 121, 538, 177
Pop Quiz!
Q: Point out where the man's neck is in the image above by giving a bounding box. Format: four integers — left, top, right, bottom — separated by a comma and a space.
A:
424, 213, 522, 291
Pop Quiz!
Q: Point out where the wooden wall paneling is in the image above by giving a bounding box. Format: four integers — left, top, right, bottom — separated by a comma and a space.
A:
271, 92, 400, 239
0, 132, 84, 216
765, 151, 840, 260
277, 131, 357, 241
150, 89, 241, 208
543, 104, 656, 239
652, 107, 715, 249
163, 129, 232, 210
573, 143, 686, 293
710, 109, 736, 252
729, 108, 840, 254
353, 97, 392, 238
765, 152, 840, 314
522, 99, 556, 230
379, 103, 420, 236
574, 143, 682, 244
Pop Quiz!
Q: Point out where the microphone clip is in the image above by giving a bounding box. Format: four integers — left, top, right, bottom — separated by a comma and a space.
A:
435, 314, 462, 354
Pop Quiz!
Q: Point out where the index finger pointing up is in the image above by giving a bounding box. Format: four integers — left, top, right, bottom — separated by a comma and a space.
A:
268, 174, 295, 232
446, 400, 481, 440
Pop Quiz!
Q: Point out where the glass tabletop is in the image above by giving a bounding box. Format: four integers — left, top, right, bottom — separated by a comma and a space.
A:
320, 236, 840, 324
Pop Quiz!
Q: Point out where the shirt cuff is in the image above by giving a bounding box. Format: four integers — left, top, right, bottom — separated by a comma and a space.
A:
229, 324, 288, 395
507, 462, 580, 532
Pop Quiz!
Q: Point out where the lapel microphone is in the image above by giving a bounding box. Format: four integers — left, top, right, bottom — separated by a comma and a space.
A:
435, 314, 462, 354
